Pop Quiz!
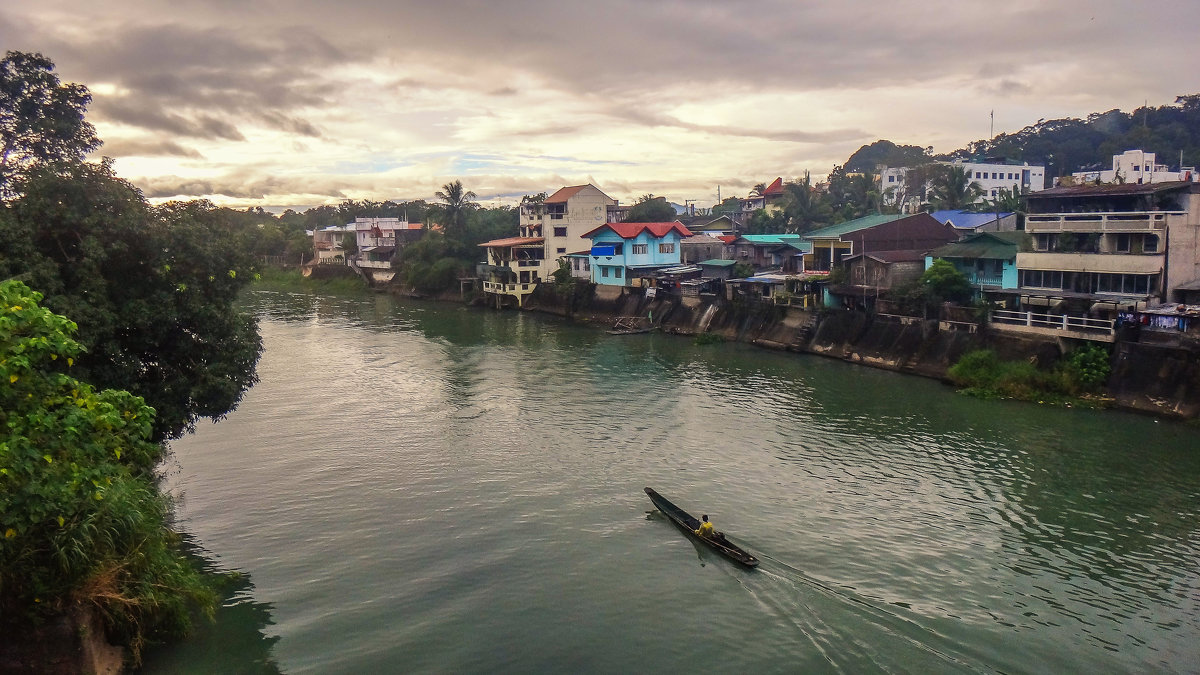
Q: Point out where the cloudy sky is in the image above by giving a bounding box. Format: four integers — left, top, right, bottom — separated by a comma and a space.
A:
5, 0, 1199, 210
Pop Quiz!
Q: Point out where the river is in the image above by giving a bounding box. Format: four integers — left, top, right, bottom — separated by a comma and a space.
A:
141, 288, 1200, 673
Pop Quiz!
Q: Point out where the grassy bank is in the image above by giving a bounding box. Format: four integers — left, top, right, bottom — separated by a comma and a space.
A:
946, 345, 1113, 408
252, 266, 369, 294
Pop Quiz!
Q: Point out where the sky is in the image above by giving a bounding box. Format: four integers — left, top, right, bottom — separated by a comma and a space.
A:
5, 0, 1199, 211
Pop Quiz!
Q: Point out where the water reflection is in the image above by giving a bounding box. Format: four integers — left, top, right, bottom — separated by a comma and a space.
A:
139, 538, 280, 673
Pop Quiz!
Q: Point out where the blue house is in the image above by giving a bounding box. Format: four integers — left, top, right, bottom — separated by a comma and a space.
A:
582, 221, 693, 286
925, 230, 1029, 294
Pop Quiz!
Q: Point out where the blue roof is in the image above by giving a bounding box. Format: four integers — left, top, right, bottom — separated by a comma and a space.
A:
929, 210, 1013, 230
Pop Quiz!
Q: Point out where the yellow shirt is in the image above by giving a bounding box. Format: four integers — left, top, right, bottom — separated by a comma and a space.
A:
695, 521, 714, 538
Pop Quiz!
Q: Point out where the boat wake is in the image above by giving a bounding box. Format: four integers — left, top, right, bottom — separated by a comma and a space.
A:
735, 551, 988, 674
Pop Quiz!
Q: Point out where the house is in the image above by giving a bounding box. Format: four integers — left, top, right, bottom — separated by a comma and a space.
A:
564, 251, 592, 280
688, 214, 735, 236
680, 233, 729, 264
729, 233, 808, 270
881, 159, 1046, 210
734, 177, 786, 227
353, 217, 423, 269
583, 221, 693, 287
799, 213, 907, 272
478, 236, 545, 307
929, 210, 1017, 233
312, 224, 354, 264
698, 259, 738, 280
835, 250, 929, 309
726, 272, 826, 308
1015, 181, 1200, 310
1072, 149, 1198, 185
926, 231, 1028, 298
484, 184, 618, 305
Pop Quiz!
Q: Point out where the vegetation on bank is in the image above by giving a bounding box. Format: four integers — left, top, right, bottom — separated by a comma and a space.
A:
0, 281, 216, 663
252, 266, 368, 294
947, 344, 1113, 405
0, 50, 262, 661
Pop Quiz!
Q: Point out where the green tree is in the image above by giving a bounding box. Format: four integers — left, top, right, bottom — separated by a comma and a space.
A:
625, 194, 677, 222
781, 172, 834, 232
0, 280, 216, 662
928, 165, 984, 210
434, 180, 477, 241
0, 51, 100, 198
0, 162, 262, 441
921, 258, 972, 304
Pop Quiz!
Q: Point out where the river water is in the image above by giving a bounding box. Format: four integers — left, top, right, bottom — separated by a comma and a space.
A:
142, 289, 1200, 674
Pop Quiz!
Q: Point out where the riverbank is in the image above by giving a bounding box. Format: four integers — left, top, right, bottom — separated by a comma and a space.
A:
507, 282, 1200, 420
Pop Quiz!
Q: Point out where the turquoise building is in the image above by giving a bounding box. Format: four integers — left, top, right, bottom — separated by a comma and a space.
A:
925, 231, 1028, 295
583, 221, 694, 286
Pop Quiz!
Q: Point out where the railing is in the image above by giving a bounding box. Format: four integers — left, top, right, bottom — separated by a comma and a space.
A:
969, 274, 1004, 287
1025, 211, 1182, 233
992, 309, 1114, 334
483, 281, 536, 294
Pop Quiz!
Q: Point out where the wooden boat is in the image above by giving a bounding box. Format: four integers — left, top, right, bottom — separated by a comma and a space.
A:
607, 316, 655, 335
644, 487, 759, 568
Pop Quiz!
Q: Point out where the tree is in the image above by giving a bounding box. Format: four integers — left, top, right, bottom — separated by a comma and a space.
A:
781, 172, 834, 232
0, 161, 262, 441
0, 280, 216, 662
434, 180, 477, 241
921, 258, 972, 304
0, 51, 100, 199
929, 165, 984, 210
625, 195, 677, 223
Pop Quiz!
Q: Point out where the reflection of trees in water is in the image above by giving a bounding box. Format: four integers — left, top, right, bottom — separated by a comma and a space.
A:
139, 536, 281, 673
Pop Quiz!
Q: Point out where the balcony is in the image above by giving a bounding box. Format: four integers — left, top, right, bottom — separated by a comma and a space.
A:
1024, 211, 1182, 233
991, 309, 1114, 342
1017, 252, 1163, 275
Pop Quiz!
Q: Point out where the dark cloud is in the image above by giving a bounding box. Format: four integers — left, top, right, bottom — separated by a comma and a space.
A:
100, 138, 204, 159
93, 97, 246, 140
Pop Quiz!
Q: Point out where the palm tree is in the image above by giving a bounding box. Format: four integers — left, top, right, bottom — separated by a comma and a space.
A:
929, 165, 984, 210
434, 180, 477, 240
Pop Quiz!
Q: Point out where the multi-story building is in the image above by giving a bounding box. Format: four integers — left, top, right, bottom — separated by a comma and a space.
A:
583, 222, 693, 287
353, 217, 422, 270
734, 177, 785, 228
1071, 149, 1198, 185
482, 184, 618, 306
881, 159, 1046, 210
1016, 181, 1200, 309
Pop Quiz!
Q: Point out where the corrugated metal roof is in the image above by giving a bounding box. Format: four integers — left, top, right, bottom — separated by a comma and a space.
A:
928, 231, 1026, 260
545, 185, 589, 203
581, 221, 693, 239
698, 259, 737, 267
1029, 181, 1193, 199
842, 250, 927, 263
477, 236, 544, 247
929, 210, 1013, 229
802, 213, 907, 239
737, 234, 803, 244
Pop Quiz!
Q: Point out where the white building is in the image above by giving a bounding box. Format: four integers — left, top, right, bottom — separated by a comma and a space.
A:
881, 159, 1046, 210
1071, 149, 1197, 185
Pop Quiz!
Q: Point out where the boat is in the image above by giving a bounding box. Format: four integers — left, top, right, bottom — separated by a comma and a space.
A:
607, 316, 656, 335
644, 487, 759, 568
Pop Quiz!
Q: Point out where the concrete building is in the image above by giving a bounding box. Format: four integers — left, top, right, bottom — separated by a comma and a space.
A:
1071, 149, 1198, 185
881, 159, 1046, 210
1017, 181, 1200, 309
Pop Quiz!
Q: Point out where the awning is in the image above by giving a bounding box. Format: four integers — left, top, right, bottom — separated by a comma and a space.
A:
591, 245, 615, 256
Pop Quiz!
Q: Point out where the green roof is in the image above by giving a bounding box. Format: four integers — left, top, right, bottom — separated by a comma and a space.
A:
928, 231, 1028, 260
802, 213, 906, 240
736, 234, 804, 244
698, 258, 737, 267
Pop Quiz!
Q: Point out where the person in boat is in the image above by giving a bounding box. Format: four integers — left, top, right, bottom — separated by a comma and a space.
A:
695, 515, 714, 539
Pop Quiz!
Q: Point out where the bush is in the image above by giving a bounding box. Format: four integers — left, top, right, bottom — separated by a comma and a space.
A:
0, 281, 215, 663
948, 346, 1111, 403
1061, 343, 1111, 393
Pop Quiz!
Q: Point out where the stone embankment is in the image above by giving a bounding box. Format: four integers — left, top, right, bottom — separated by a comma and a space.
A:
516, 284, 1200, 420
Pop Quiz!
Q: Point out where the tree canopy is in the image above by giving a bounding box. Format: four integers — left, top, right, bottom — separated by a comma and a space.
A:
624, 195, 677, 222
0, 280, 215, 660
0, 51, 99, 198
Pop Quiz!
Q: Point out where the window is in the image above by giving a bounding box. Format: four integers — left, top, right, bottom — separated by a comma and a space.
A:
613, 243, 623, 255
975, 171, 982, 179
556, 247, 566, 254
614, 267, 623, 278
1143, 234, 1159, 253
632, 244, 648, 254
1114, 233, 1130, 253
659, 243, 675, 254
1020, 269, 1064, 289
888, 175, 895, 183
1133, 165, 1140, 172
553, 227, 567, 237
601, 267, 609, 278
991, 172, 998, 179
991, 189, 998, 196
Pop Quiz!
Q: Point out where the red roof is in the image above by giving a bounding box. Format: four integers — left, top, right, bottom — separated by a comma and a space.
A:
718, 235, 737, 244
545, 185, 588, 203
581, 221, 693, 240
477, 236, 544, 248
763, 177, 784, 195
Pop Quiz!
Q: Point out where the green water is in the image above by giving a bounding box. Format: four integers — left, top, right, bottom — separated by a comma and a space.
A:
142, 289, 1200, 673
